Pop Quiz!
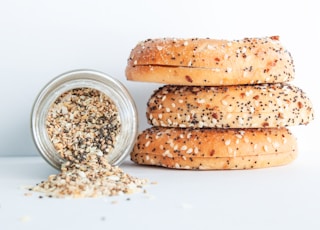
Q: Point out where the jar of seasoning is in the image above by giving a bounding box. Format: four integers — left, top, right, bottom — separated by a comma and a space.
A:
31, 69, 138, 170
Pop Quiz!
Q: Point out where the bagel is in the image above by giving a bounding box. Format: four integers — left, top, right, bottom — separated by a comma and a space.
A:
147, 83, 314, 128
131, 127, 297, 170
126, 36, 294, 86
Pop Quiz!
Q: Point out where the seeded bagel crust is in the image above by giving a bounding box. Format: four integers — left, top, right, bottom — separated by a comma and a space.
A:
126, 36, 294, 86
131, 127, 297, 170
147, 83, 314, 128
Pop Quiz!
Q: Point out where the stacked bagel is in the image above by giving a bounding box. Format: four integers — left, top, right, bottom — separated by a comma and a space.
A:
125, 36, 314, 169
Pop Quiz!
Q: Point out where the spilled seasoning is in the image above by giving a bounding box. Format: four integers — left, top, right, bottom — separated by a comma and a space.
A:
31, 153, 148, 198
29, 88, 148, 198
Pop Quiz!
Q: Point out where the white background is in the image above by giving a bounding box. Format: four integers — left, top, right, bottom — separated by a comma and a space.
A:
1, 1, 320, 230
0, 0, 319, 156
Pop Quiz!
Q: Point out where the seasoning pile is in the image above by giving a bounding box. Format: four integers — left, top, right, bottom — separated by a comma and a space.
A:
31, 153, 148, 198
30, 87, 148, 198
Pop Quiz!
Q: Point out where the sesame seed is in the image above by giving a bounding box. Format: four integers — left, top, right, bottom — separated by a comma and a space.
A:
245, 90, 253, 96
226, 67, 233, 73
181, 145, 187, 151
197, 98, 205, 104
207, 44, 215, 50
194, 147, 199, 154
273, 142, 280, 149
186, 148, 193, 154
221, 100, 228, 106
78, 171, 86, 178
238, 117, 244, 125
163, 150, 173, 158
185, 114, 191, 122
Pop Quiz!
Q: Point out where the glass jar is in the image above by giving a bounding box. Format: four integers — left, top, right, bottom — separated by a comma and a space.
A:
31, 69, 138, 170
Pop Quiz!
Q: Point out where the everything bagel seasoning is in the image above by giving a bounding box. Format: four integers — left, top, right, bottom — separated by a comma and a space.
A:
30, 86, 147, 198
46, 88, 121, 163
29, 70, 144, 198
30, 153, 148, 198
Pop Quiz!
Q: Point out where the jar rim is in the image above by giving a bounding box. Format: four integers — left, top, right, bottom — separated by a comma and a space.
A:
31, 69, 138, 170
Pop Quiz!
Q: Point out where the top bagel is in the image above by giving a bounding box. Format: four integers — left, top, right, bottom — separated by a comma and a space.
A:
126, 36, 294, 86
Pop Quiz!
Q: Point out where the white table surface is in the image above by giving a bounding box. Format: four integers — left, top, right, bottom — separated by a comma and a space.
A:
1, 153, 320, 230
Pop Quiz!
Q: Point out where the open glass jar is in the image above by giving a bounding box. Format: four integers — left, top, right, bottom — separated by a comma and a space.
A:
31, 69, 138, 170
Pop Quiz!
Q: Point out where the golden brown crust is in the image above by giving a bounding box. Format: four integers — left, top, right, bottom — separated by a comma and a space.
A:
147, 83, 314, 128
126, 36, 295, 86
130, 127, 298, 170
